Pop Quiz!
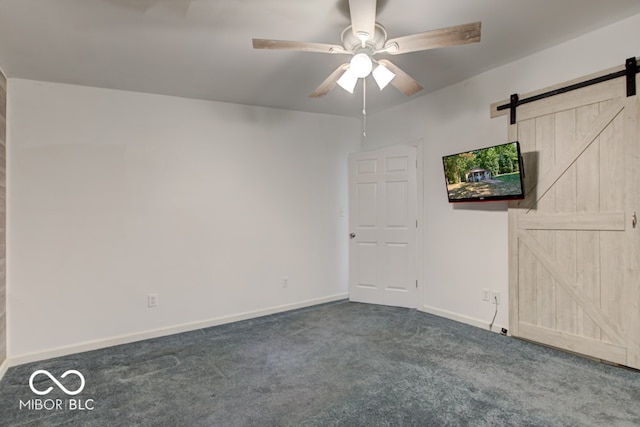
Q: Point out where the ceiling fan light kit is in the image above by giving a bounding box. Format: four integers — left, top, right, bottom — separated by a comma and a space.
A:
336, 56, 394, 93
349, 53, 373, 78
337, 68, 359, 93
372, 63, 395, 90
252, 0, 481, 115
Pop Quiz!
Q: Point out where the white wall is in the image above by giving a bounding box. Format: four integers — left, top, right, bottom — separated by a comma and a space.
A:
7, 80, 360, 360
363, 13, 640, 331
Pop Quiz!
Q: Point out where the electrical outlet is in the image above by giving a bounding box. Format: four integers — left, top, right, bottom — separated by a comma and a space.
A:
491, 291, 500, 305
148, 293, 158, 308
282, 277, 289, 288
482, 288, 490, 302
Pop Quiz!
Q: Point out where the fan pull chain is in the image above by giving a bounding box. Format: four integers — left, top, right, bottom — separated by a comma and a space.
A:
362, 78, 367, 137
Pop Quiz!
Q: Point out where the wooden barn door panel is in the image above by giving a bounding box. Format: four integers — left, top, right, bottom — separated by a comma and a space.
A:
505, 73, 639, 369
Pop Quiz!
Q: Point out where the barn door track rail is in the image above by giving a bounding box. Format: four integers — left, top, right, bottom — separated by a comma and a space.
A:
495, 56, 639, 124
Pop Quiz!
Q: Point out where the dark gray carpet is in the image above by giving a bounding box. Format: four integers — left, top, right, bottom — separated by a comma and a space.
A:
1, 301, 639, 426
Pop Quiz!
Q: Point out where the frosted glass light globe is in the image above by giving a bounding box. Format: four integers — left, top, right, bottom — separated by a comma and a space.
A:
350, 53, 373, 78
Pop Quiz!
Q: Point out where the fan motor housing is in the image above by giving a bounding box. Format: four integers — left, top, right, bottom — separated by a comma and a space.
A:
341, 23, 388, 54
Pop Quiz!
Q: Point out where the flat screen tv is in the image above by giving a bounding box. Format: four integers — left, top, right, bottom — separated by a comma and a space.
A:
442, 141, 525, 203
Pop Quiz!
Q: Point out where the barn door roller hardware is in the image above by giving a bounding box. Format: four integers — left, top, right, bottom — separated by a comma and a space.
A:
626, 57, 637, 97
498, 56, 639, 124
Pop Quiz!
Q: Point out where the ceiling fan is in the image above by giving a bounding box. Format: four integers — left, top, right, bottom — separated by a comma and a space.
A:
252, 0, 481, 99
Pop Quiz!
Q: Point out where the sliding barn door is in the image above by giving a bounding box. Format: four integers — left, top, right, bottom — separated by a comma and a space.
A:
504, 71, 639, 368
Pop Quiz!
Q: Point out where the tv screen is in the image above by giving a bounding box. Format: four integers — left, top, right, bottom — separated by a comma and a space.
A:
442, 141, 525, 203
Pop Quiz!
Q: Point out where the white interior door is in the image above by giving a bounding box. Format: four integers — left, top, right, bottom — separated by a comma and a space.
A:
348, 146, 418, 308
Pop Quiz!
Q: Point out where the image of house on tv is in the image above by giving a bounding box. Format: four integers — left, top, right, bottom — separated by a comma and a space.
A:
465, 168, 492, 182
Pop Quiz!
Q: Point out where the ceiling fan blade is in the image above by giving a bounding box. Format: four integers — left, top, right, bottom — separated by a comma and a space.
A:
309, 64, 350, 98
384, 21, 481, 55
252, 39, 347, 54
348, 0, 377, 41
377, 59, 423, 96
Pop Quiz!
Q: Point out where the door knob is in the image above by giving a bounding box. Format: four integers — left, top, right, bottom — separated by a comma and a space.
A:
349, 233, 356, 239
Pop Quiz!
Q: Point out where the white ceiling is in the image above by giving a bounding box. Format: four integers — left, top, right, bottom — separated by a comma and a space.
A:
1, 0, 639, 117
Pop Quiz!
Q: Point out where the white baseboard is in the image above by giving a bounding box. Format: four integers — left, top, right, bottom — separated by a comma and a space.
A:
420, 304, 507, 334
6, 293, 348, 369
0, 358, 9, 381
